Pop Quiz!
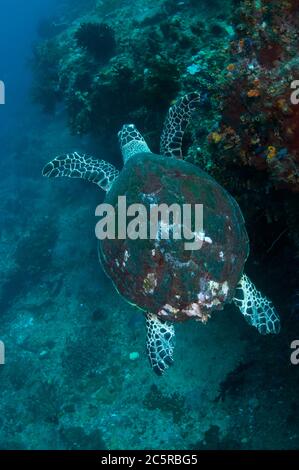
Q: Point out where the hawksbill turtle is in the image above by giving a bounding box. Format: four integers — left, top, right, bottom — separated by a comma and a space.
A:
43, 92, 280, 375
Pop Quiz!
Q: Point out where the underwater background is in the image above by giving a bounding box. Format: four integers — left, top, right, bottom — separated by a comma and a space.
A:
0, 0, 298, 450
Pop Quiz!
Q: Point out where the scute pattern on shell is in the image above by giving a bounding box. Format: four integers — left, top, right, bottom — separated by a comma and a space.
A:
99, 152, 249, 323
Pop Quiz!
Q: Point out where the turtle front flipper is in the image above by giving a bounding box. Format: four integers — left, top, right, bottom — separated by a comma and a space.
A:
233, 274, 281, 335
42, 152, 119, 192
160, 92, 201, 159
146, 313, 175, 375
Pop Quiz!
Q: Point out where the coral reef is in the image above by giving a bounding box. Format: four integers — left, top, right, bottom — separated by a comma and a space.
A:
205, 0, 299, 193
30, 0, 232, 147
183, 0, 299, 274
74, 22, 116, 62
30, 0, 299, 199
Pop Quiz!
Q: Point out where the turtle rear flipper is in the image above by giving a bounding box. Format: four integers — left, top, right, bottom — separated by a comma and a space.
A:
42, 152, 119, 192
146, 313, 175, 375
233, 274, 281, 335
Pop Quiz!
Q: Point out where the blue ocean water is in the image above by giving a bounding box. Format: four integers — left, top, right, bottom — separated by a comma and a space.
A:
0, 0, 298, 451
0, 0, 59, 132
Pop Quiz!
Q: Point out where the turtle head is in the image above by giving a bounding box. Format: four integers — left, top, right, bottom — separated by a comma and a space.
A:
118, 124, 151, 164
